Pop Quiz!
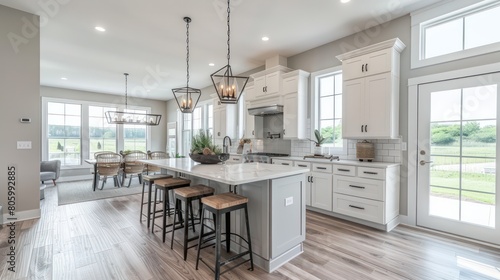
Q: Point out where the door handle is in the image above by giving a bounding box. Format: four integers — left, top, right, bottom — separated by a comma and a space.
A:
283, 129, 286, 135
362, 64, 365, 72
252, 130, 255, 135
420, 160, 433, 166
365, 125, 367, 132
307, 176, 310, 182
349, 205, 365, 210
361, 125, 364, 132
281, 163, 290, 166
365, 63, 368, 71
349, 185, 365, 189
310, 176, 313, 183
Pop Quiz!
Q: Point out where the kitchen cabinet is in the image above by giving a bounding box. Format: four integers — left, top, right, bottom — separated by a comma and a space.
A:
282, 70, 309, 139
254, 72, 280, 98
244, 101, 255, 138
310, 163, 333, 211
337, 38, 405, 139
212, 97, 236, 139
332, 165, 400, 226
294, 161, 312, 206
271, 158, 294, 166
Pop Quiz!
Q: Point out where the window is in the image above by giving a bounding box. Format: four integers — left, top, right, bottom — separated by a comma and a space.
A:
177, 100, 214, 156
167, 122, 177, 157
412, 0, 500, 68
312, 66, 346, 154
124, 108, 147, 152
89, 106, 117, 156
47, 102, 82, 166
42, 97, 152, 167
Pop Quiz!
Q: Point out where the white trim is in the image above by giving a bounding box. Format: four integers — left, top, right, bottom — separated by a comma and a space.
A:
2, 208, 41, 225
410, 0, 500, 69
406, 61, 500, 227
336, 38, 406, 61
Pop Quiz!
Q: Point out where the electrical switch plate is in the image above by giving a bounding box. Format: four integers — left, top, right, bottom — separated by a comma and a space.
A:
285, 197, 293, 206
17, 141, 32, 149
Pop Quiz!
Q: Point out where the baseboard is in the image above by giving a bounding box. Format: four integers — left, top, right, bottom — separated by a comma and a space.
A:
2, 208, 41, 225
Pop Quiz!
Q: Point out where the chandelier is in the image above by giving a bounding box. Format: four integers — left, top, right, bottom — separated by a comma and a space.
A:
105, 73, 162, 125
172, 17, 201, 113
210, 0, 249, 104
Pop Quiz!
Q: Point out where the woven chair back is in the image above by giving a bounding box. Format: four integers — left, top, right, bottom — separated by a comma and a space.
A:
96, 152, 122, 176
148, 151, 169, 172
123, 151, 147, 175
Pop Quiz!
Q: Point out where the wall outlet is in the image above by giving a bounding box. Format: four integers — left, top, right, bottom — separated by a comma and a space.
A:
285, 197, 293, 206
17, 141, 32, 149
401, 142, 407, 151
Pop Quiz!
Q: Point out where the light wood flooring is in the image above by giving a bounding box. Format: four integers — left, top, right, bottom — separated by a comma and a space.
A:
1, 185, 500, 280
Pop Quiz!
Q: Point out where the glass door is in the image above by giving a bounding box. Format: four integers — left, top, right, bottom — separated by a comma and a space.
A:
417, 72, 500, 245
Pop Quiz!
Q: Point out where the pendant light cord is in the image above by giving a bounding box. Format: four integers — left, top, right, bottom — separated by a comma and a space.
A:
124, 73, 128, 109
227, 0, 231, 66
186, 18, 190, 88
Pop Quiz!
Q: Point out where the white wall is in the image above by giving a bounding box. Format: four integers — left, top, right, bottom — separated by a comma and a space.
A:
0, 5, 41, 222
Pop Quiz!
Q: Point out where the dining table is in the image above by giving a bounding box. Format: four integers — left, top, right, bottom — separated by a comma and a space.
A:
84, 159, 99, 191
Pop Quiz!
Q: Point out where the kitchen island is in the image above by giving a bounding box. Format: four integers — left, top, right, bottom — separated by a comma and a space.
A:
141, 158, 309, 272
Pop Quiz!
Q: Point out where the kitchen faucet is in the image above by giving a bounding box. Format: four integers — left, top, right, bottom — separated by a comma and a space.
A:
223, 136, 232, 154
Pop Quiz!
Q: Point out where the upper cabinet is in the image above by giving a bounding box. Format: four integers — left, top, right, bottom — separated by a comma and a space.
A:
212, 96, 237, 139
247, 65, 291, 101
337, 38, 406, 139
282, 70, 310, 139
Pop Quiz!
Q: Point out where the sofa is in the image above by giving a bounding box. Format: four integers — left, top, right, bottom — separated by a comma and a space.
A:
40, 160, 61, 186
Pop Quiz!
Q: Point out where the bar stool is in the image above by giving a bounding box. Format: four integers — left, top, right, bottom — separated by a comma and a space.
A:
170, 184, 215, 260
152, 177, 191, 242
140, 174, 173, 228
196, 192, 254, 280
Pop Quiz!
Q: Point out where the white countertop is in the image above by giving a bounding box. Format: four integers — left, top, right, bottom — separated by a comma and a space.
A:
277, 157, 400, 168
141, 158, 309, 185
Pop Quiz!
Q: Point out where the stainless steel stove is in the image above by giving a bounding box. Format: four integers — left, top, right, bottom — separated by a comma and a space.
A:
243, 152, 289, 163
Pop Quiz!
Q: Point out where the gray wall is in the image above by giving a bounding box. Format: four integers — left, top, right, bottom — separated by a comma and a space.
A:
0, 6, 40, 220
166, 13, 500, 216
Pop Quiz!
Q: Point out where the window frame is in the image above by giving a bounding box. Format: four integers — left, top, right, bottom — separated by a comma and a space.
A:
310, 66, 347, 155
411, 0, 500, 69
177, 99, 214, 156
42, 97, 152, 169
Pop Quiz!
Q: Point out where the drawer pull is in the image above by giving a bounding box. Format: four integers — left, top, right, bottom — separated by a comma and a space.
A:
349, 205, 365, 210
281, 163, 290, 166
349, 185, 365, 189
337, 168, 350, 172
298, 164, 307, 167
233, 158, 240, 161
363, 171, 378, 175
316, 167, 327, 170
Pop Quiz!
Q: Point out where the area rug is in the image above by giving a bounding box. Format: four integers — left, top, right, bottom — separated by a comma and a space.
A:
57, 179, 143, 205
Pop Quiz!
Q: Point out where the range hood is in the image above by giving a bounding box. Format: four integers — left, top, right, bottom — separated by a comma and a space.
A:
248, 104, 283, 116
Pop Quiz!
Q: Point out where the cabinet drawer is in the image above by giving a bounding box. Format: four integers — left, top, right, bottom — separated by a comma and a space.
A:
294, 161, 311, 169
333, 193, 384, 224
282, 76, 298, 94
312, 163, 332, 173
272, 159, 293, 166
358, 167, 385, 180
333, 176, 384, 201
332, 165, 355, 176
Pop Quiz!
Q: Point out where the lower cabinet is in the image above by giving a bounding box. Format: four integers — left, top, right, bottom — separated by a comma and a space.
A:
294, 161, 312, 206
311, 171, 333, 211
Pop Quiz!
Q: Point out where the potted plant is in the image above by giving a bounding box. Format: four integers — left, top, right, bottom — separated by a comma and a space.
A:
309, 129, 326, 155
189, 130, 227, 164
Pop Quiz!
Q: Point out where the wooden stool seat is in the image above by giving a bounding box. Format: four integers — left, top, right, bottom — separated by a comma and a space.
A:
201, 192, 248, 210
171, 184, 215, 260
155, 178, 191, 188
174, 185, 215, 198
143, 174, 172, 182
140, 174, 173, 228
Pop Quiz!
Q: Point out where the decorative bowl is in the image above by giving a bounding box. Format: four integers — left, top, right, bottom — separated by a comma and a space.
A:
189, 153, 229, 164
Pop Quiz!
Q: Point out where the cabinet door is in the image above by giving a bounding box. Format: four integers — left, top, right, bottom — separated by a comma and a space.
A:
283, 93, 298, 139
311, 172, 333, 211
265, 72, 280, 95
245, 102, 255, 138
213, 108, 226, 139
305, 173, 312, 206
254, 76, 266, 98
364, 49, 392, 77
342, 56, 365, 81
282, 76, 298, 95
364, 73, 391, 138
245, 85, 255, 101
342, 78, 365, 138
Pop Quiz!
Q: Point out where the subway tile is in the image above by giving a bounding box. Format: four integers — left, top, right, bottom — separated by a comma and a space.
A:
389, 149, 400, 156
383, 144, 395, 150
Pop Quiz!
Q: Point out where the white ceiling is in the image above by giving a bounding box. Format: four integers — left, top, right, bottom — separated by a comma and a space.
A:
0, 0, 442, 101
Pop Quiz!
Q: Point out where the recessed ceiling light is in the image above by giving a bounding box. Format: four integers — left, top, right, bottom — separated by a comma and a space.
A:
262, 36, 269, 41
340, 0, 351, 3
209, 63, 215, 67
61, 77, 68, 80
95, 26, 106, 32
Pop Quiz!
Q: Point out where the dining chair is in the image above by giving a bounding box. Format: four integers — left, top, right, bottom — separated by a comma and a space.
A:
122, 151, 147, 187
147, 151, 169, 174
96, 152, 122, 190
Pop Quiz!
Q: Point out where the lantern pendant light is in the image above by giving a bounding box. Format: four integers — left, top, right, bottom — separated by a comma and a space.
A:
105, 73, 162, 125
172, 17, 201, 113
210, 0, 249, 104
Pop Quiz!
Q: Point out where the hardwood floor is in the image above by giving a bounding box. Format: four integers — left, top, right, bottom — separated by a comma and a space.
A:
1, 185, 499, 280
